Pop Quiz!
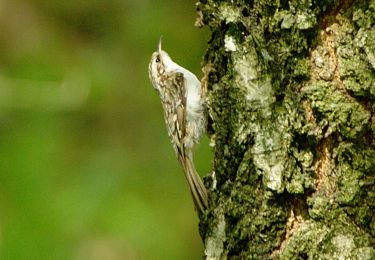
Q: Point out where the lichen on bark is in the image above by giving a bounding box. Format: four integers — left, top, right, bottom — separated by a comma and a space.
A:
196, 0, 375, 258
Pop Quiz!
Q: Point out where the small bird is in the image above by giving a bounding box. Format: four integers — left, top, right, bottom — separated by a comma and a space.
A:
148, 38, 208, 213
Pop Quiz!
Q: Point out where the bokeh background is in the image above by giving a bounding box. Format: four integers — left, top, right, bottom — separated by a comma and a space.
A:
0, 0, 211, 259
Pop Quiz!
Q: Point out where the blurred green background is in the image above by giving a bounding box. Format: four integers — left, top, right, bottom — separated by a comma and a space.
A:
0, 0, 211, 259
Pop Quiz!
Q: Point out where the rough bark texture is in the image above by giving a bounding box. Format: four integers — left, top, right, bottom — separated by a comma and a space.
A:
196, 0, 375, 259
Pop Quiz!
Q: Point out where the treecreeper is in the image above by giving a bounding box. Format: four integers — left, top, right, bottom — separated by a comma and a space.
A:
148, 38, 208, 213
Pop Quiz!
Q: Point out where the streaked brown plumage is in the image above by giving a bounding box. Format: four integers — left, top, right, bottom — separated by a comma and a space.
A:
148, 38, 208, 213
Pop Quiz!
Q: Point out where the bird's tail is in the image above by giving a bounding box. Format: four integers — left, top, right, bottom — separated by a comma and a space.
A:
179, 154, 208, 213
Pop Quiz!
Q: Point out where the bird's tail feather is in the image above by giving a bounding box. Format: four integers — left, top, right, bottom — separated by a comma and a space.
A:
179, 155, 208, 213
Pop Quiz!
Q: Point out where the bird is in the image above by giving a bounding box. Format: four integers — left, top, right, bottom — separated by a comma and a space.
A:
148, 37, 208, 213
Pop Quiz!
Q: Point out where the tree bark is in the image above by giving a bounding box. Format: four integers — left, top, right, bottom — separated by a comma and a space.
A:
196, 0, 375, 259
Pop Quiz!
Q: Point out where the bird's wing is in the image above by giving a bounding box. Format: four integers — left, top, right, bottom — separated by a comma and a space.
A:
174, 72, 186, 141
162, 71, 186, 159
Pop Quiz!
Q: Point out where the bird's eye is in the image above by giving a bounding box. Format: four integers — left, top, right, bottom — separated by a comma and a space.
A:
155, 56, 160, 63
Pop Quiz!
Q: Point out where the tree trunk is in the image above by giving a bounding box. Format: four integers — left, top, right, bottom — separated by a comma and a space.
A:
196, 0, 375, 259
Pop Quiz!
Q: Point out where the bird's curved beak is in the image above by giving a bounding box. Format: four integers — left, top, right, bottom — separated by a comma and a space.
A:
158, 36, 163, 53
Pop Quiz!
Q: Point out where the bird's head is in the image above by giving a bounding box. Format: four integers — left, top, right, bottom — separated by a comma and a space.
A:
148, 37, 173, 92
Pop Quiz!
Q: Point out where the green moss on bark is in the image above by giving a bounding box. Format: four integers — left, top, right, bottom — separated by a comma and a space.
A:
197, 0, 374, 258
280, 220, 374, 259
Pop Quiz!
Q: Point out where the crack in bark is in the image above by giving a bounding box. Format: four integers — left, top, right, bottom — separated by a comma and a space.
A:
315, 136, 334, 194
272, 200, 307, 258
319, 0, 355, 29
